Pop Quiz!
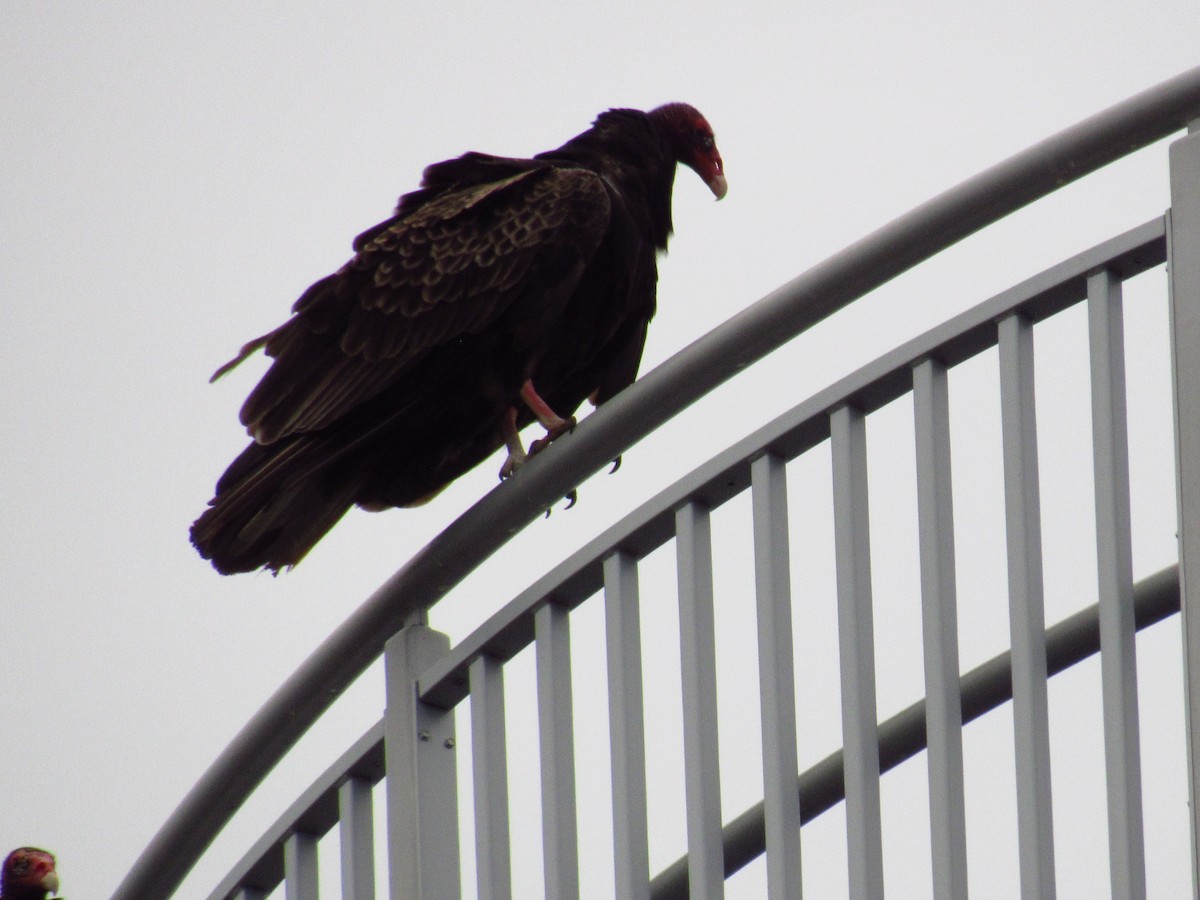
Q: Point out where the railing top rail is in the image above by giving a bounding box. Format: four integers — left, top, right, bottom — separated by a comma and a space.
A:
113, 65, 1200, 900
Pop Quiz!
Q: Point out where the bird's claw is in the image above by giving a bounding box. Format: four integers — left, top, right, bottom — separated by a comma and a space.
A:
528, 416, 576, 457
609, 455, 622, 474
503, 416, 576, 481
499, 448, 528, 481
544, 489, 579, 518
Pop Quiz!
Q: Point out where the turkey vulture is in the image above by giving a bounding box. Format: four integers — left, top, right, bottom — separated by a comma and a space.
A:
1, 848, 59, 900
191, 103, 726, 574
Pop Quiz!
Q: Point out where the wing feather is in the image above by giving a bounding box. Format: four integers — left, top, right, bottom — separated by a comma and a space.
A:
236, 165, 611, 444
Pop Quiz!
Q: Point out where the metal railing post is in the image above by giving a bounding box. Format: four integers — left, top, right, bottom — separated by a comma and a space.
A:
384, 619, 461, 900
338, 777, 377, 900
605, 550, 651, 900
912, 357, 969, 900
536, 601, 581, 900
1168, 117, 1200, 898
751, 453, 804, 900
676, 501, 725, 900
470, 655, 513, 900
283, 832, 319, 900
998, 313, 1057, 900
1087, 269, 1147, 899
830, 404, 884, 900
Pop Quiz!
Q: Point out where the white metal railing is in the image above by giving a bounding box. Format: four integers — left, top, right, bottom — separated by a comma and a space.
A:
114, 69, 1200, 900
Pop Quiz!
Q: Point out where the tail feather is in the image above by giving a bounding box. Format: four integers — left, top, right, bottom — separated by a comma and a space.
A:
190, 438, 361, 575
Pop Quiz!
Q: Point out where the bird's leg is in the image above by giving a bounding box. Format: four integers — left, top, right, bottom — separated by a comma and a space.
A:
503, 382, 579, 511
521, 379, 575, 456
499, 406, 528, 480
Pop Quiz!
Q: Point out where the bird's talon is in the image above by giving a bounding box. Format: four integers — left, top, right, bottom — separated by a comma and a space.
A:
609, 455, 622, 474
528, 416, 577, 458
564, 489, 578, 509
499, 450, 527, 481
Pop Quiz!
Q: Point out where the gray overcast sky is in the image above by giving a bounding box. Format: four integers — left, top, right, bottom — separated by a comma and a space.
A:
3, 3, 1200, 898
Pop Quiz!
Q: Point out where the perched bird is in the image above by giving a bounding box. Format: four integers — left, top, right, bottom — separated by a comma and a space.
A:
191, 103, 726, 574
1, 848, 59, 900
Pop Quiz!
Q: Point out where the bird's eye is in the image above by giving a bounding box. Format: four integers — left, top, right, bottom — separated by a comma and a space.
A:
696, 132, 714, 150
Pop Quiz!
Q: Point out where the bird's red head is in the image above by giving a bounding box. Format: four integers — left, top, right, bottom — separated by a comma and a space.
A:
649, 102, 728, 200
1, 848, 59, 900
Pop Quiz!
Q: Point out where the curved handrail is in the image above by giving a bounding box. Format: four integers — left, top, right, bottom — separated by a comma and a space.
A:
112, 65, 1200, 900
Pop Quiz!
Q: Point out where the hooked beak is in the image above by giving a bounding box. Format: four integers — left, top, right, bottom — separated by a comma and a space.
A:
686, 145, 727, 200
41, 869, 60, 895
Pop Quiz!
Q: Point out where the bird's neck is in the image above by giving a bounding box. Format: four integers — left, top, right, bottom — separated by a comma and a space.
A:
541, 120, 678, 249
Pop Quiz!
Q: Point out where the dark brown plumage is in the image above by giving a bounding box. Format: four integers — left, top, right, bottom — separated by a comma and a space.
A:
1, 848, 59, 900
191, 104, 726, 574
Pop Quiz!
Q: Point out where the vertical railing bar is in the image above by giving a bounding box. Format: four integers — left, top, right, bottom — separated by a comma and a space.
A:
676, 500, 726, 900
1168, 122, 1200, 899
283, 831, 319, 900
998, 312, 1057, 899
912, 357, 969, 900
751, 452, 804, 900
233, 889, 268, 900
605, 550, 651, 900
471, 655, 513, 900
1087, 268, 1148, 899
384, 623, 462, 900
536, 601, 581, 900
338, 777, 376, 900
829, 403, 885, 900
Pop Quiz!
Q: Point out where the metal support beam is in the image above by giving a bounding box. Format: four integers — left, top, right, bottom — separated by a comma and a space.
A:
605, 550, 651, 900
338, 777, 376, 900
471, 655, 512, 900
830, 404, 884, 900
536, 602, 580, 900
912, 358, 969, 899
1087, 268, 1147, 899
1169, 121, 1200, 896
751, 453, 804, 900
998, 313, 1057, 899
283, 832, 318, 900
384, 624, 461, 900
676, 501, 725, 900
